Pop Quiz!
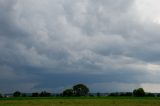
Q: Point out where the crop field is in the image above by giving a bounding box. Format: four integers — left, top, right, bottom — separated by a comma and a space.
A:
0, 97, 160, 106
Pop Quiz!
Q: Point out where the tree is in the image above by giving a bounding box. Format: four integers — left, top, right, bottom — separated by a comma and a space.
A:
63, 89, 74, 96
133, 88, 145, 97
73, 84, 89, 96
13, 91, 21, 97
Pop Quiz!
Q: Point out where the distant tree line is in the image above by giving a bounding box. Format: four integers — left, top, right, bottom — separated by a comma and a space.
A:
108, 88, 155, 97
12, 91, 51, 97
108, 88, 145, 97
109, 92, 132, 97
32, 91, 51, 97
0, 85, 160, 98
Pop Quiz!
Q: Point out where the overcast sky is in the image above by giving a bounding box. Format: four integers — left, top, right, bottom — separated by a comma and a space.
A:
1, 0, 160, 93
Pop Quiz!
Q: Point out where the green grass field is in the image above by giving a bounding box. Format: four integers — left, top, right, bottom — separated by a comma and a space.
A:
0, 97, 160, 106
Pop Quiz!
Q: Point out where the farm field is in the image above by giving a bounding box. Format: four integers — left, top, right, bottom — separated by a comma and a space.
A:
0, 97, 160, 106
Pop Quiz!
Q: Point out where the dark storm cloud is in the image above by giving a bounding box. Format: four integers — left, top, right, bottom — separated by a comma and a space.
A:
1, 0, 160, 93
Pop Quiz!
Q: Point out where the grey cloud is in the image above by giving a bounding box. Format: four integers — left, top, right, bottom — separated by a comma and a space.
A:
1, 0, 160, 93
63, 0, 135, 36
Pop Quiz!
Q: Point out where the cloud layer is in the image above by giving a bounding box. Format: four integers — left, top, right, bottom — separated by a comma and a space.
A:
1, 0, 160, 93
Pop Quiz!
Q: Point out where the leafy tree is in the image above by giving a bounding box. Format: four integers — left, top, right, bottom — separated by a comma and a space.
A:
73, 84, 89, 96
133, 88, 145, 97
13, 91, 21, 97
39, 91, 51, 97
63, 89, 74, 96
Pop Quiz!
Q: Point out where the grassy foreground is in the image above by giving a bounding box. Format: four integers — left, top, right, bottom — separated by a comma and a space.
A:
0, 97, 160, 106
